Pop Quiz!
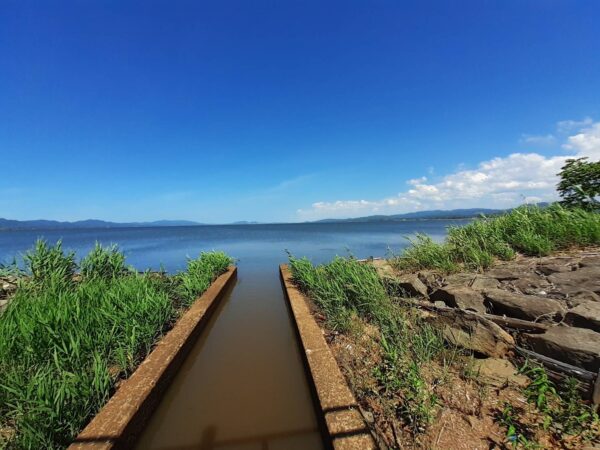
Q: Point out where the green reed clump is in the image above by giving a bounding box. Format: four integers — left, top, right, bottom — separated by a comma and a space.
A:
393, 204, 600, 272
24, 239, 76, 287
288, 255, 444, 431
177, 252, 233, 306
80, 243, 128, 280
0, 242, 232, 450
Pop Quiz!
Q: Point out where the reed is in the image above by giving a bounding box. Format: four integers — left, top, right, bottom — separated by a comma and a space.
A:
393, 204, 600, 272
0, 241, 232, 450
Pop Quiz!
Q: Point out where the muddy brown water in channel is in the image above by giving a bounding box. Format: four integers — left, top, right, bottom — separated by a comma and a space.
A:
135, 267, 324, 450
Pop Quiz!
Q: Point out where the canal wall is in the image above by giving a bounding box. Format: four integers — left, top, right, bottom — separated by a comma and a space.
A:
69, 266, 238, 450
279, 264, 377, 450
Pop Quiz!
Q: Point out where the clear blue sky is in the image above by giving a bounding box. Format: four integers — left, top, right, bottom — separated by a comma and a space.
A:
1, 1, 599, 223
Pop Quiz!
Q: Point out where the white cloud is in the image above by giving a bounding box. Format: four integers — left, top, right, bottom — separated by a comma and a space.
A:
297, 119, 600, 221
562, 122, 600, 160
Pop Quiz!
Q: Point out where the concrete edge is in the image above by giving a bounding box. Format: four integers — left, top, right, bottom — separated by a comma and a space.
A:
279, 264, 377, 450
68, 266, 238, 450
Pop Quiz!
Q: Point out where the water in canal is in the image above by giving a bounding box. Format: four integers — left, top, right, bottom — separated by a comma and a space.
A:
0, 221, 463, 449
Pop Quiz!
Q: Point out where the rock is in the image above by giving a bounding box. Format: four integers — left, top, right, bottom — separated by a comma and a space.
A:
430, 286, 486, 313
580, 256, 600, 268
510, 276, 552, 296
484, 289, 565, 322
427, 309, 515, 358
537, 264, 573, 275
569, 290, 600, 306
433, 301, 446, 308
444, 273, 478, 286
418, 271, 443, 292
548, 267, 600, 295
523, 326, 600, 372
485, 268, 520, 281
371, 259, 396, 279
392, 274, 429, 298
471, 358, 529, 388
469, 275, 500, 291
565, 302, 600, 332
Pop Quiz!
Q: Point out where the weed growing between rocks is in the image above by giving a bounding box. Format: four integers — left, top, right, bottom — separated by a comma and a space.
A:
392, 204, 600, 272
0, 240, 232, 450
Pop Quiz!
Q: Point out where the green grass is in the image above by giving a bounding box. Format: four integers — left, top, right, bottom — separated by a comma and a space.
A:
0, 240, 232, 450
392, 204, 600, 272
288, 254, 445, 431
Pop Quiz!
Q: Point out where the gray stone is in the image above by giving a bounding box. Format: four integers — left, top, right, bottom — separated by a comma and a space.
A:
469, 275, 500, 291
565, 302, 600, 332
579, 256, 600, 268
428, 309, 515, 358
548, 267, 600, 295
510, 276, 552, 296
537, 263, 573, 275
484, 289, 565, 322
524, 326, 600, 372
485, 268, 520, 281
393, 273, 429, 298
430, 286, 486, 313
570, 290, 600, 306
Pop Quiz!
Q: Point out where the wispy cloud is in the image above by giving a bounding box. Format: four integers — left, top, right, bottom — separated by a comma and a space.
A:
519, 133, 557, 146
297, 119, 599, 221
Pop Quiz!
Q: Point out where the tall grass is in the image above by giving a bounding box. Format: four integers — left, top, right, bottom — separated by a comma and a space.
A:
393, 204, 600, 272
0, 241, 232, 450
288, 255, 444, 430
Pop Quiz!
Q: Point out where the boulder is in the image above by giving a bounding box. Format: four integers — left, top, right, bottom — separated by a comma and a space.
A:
485, 268, 521, 281
430, 286, 486, 313
565, 303, 600, 332
392, 273, 429, 298
569, 290, 600, 306
579, 256, 600, 268
469, 275, 500, 291
471, 358, 529, 388
548, 267, 600, 295
536, 263, 573, 275
484, 289, 565, 322
427, 309, 514, 358
523, 326, 600, 372
510, 275, 551, 296
371, 259, 396, 279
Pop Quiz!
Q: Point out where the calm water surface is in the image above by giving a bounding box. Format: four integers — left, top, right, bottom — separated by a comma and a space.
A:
0, 221, 464, 450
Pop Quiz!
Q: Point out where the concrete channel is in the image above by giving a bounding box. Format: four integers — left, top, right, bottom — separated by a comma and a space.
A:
69, 263, 373, 450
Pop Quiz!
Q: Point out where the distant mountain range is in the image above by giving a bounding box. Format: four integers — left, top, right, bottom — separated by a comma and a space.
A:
313, 207, 514, 223
0, 205, 548, 230
0, 218, 202, 230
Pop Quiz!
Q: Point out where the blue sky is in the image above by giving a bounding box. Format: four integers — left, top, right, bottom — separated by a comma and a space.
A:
1, 1, 599, 223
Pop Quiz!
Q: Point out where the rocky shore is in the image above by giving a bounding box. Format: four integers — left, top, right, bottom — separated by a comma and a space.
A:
375, 248, 600, 397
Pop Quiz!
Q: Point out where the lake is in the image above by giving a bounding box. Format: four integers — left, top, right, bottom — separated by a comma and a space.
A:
0, 220, 466, 271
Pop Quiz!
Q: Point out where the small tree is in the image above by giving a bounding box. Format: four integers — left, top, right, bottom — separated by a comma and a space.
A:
557, 157, 600, 210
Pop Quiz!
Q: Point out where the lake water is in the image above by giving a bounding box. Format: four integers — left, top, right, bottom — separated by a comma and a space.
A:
0, 221, 465, 450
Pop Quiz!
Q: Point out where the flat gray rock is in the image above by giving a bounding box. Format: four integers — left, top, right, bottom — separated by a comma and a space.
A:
524, 326, 600, 372
484, 289, 565, 322
548, 267, 600, 295
430, 286, 486, 313
565, 302, 600, 332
